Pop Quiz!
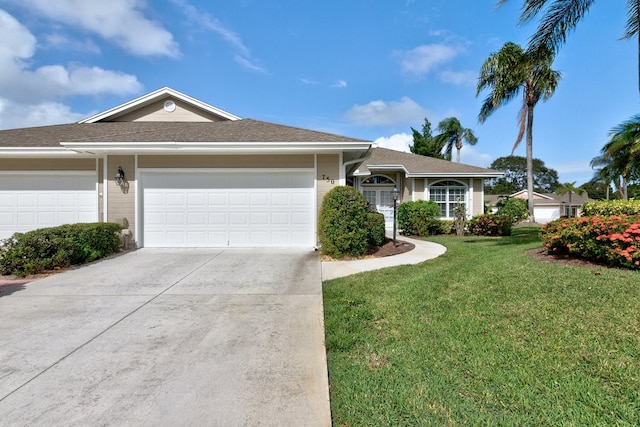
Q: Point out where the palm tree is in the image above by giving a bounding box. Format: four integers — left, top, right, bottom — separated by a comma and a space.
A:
435, 117, 478, 162
592, 114, 640, 199
477, 41, 561, 222
556, 181, 586, 217
590, 153, 624, 199
497, 0, 640, 91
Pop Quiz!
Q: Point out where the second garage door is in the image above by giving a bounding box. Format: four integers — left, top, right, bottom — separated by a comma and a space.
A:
0, 173, 98, 240
142, 170, 315, 247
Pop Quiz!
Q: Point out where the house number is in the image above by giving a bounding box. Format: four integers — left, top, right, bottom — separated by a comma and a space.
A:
322, 174, 335, 185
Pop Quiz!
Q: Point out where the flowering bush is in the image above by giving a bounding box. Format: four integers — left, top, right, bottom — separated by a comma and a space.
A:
582, 200, 640, 216
468, 214, 513, 236
539, 215, 640, 269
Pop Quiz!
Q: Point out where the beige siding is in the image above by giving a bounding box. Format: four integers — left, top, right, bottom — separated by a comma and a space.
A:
414, 178, 425, 200
111, 98, 228, 122
316, 153, 340, 220
107, 155, 136, 237
0, 158, 95, 170
472, 178, 484, 216
138, 155, 314, 169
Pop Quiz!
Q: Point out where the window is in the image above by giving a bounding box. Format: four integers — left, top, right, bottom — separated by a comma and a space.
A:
362, 175, 394, 185
429, 180, 467, 218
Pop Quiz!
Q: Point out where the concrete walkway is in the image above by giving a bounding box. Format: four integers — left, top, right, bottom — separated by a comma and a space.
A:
0, 248, 330, 427
321, 236, 447, 280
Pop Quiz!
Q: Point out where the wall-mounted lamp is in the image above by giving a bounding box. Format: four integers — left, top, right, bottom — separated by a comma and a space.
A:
115, 166, 125, 187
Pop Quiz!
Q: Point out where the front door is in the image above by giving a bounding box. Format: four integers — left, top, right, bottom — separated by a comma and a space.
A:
363, 188, 395, 230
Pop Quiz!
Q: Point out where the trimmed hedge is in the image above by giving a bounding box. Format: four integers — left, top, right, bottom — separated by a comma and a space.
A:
319, 186, 370, 258
582, 200, 640, 216
468, 214, 514, 236
539, 215, 640, 269
366, 212, 386, 247
397, 200, 441, 236
0, 222, 122, 277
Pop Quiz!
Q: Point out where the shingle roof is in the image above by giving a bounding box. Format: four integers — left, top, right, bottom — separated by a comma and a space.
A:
357, 147, 502, 177
0, 119, 369, 148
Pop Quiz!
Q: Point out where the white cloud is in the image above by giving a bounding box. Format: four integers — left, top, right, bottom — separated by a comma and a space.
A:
0, 10, 142, 128
373, 133, 412, 152
439, 70, 477, 86
172, 0, 266, 73
332, 80, 348, 88
0, 98, 87, 129
345, 97, 429, 127
394, 44, 460, 78
16, 0, 179, 57
44, 33, 101, 54
459, 146, 494, 168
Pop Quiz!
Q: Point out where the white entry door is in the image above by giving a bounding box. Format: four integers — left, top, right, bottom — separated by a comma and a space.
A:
0, 173, 98, 240
141, 170, 315, 247
363, 188, 395, 229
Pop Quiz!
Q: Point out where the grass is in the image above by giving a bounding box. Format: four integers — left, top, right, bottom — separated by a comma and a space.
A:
323, 227, 640, 426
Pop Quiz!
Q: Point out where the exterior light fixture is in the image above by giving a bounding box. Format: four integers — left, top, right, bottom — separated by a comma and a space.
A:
391, 186, 400, 246
115, 166, 125, 187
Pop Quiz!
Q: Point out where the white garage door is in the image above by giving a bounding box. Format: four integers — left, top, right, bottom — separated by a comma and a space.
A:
142, 170, 315, 247
0, 173, 98, 240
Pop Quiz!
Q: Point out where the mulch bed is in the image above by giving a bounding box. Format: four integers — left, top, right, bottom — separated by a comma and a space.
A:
526, 247, 612, 269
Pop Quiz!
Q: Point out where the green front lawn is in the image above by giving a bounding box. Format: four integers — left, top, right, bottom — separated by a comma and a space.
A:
323, 227, 640, 426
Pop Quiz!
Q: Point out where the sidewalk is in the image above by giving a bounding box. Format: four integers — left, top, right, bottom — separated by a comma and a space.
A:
321, 236, 447, 280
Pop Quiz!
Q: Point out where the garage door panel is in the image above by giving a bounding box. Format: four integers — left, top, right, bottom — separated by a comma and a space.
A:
142, 171, 314, 247
0, 174, 97, 240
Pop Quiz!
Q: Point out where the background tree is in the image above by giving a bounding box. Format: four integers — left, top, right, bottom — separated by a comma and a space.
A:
556, 181, 586, 217
434, 117, 478, 162
477, 41, 560, 222
498, 0, 640, 91
484, 156, 560, 194
580, 178, 616, 200
409, 118, 445, 159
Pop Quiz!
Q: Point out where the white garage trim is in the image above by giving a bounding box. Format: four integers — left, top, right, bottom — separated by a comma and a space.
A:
139, 169, 315, 248
0, 171, 99, 240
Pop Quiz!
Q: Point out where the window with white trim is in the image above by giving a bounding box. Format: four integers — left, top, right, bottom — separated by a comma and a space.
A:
429, 180, 467, 218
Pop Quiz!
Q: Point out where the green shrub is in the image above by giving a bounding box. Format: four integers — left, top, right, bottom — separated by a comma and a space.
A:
435, 220, 454, 235
397, 200, 441, 236
366, 212, 386, 247
0, 222, 122, 277
319, 186, 369, 258
582, 199, 640, 216
468, 214, 514, 236
496, 197, 529, 223
539, 215, 640, 269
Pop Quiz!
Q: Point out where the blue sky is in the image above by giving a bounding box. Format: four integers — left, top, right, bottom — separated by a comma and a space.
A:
0, 0, 637, 185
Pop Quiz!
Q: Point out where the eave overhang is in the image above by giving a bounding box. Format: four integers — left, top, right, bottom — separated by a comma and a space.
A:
353, 164, 503, 179
59, 141, 372, 155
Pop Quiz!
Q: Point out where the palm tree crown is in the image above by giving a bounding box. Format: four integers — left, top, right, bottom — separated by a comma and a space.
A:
435, 117, 478, 163
476, 41, 561, 222
498, 0, 640, 90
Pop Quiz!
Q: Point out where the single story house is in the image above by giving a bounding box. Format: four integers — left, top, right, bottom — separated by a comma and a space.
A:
351, 147, 503, 228
485, 189, 593, 223
0, 87, 501, 247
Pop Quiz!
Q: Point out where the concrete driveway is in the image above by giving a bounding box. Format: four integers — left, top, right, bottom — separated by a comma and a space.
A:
0, 248, 330, 426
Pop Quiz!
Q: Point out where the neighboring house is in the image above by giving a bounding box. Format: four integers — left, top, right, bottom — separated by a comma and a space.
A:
485, 190, 593, 223
352, 147, 503, 228
0, 87, 502, 247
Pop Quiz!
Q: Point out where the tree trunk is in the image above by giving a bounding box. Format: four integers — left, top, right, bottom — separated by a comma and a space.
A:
456, 134, 462, 163
526, 104, 535, 222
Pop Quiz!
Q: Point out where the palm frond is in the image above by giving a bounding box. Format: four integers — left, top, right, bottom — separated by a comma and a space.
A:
527, 0, 596, 53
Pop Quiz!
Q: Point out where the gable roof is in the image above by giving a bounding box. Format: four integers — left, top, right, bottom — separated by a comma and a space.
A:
0, 120, 371, 156
486, 190, 593, 207
354, 147, 502, 178
79, 87, 241, 123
